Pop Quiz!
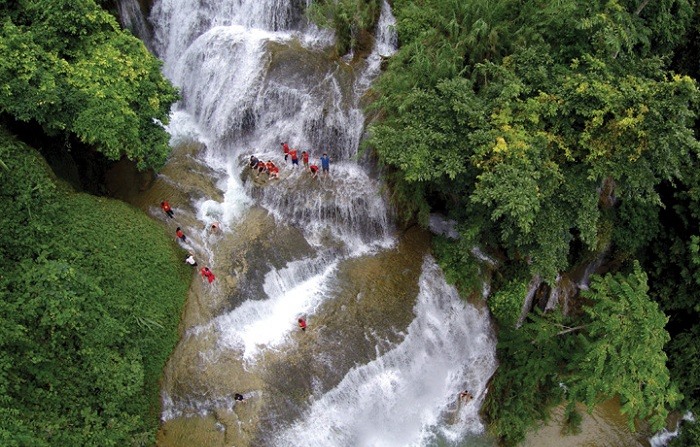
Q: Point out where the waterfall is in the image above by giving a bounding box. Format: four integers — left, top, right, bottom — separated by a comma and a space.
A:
136, 0, 498, 445
649, 412, 696, 447
274, 257, 497, 446
117, 0, 153, 50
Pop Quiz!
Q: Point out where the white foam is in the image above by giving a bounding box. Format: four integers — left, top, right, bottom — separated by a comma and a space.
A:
211, 259, 338, 361
274, 257, 497, 447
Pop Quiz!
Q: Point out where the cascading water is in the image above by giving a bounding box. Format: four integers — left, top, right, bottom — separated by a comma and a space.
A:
133, 0, 499, 445
274, 258, 497, 446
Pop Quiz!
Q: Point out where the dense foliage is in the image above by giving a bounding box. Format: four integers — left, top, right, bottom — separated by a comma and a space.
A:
329, 0, 700, 444
0, 0, 178, 169
0, 132, 190, 446
307, 0, 383, 56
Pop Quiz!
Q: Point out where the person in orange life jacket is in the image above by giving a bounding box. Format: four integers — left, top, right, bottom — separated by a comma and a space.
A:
160, 201, 174, 218
256, 160, 267, 176
301, 150, 309, 167
289, 148, 299, 166
281, 142, 290, 161
269, 165, 280, 179
265, 160, 276, 174
176, 227, 186, 242
298, 317, 307, 331
200, 267, 215, 283
309, 163, 319, 178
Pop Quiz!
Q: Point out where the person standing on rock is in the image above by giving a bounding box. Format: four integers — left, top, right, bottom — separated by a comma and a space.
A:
281, 142, 290, 162
161, 201, 174, 218
289, 148, 299, 167
320, 153, 330, 176
298, 317, 307, 331
176, 227, 187, 242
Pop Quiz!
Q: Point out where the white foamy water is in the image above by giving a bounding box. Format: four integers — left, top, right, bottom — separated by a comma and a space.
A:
213, 257, 338, 361
274, 257, 497, 447
649, 412, 695, 447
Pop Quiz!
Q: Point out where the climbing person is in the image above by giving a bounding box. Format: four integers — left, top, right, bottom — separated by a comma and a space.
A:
289, 148, 299, 167
459, 390, 474, 402
234, 393, 246, 403
200, 267, 216, 283
161, 201, 174, 218
302, 150, 309, 167
269, 164, 280, 179
298, 317, 307, 331
320, 153, 330, 176
185, 253, 197, 266
309, 163, 319, 178
256, 159, 267, 176
281, 142, 290, 162
176, 227, 187, 242
249, 155, 259, 169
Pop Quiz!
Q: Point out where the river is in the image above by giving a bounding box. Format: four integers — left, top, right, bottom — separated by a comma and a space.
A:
116, 0, 658, 446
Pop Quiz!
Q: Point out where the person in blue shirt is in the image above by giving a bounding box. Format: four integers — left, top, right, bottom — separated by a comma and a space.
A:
320, 153, 330, 176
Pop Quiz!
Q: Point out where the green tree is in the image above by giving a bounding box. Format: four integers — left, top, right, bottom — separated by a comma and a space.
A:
567, 262, 681, 431
308, 0, 382, 56
0, 0, 178, 169
0, 132, 190, 446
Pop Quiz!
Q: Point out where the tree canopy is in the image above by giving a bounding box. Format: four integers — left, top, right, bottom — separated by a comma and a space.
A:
0, 131, 190, 446
0, 0, 178, 169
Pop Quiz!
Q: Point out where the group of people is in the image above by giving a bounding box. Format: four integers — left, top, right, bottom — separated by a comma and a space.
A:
161, 184, 311, 408
248, 142, 331, 180
250, 156, 280, 179
160, 200, 217, 284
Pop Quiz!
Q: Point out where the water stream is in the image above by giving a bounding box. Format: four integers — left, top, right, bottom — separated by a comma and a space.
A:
117, 0, 659, 445
124, 0, 500, 446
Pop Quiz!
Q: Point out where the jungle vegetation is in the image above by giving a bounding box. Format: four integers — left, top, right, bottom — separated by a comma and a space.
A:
317, 0, 700, 445
0, 0, 186, 446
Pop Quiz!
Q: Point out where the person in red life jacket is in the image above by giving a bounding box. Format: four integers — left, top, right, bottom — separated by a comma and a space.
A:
289, 148, 299, 167
309, 163, 319, 178
176, 227, 187, 242
301, 150, 309, 167
256, 159, 267, 176
281, 142, 290, 162
161, 201, 174, 218
200, 267, 216, 283
269, 165, 280, 179
265, 160, 276, 176
298, 317, 307, 331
